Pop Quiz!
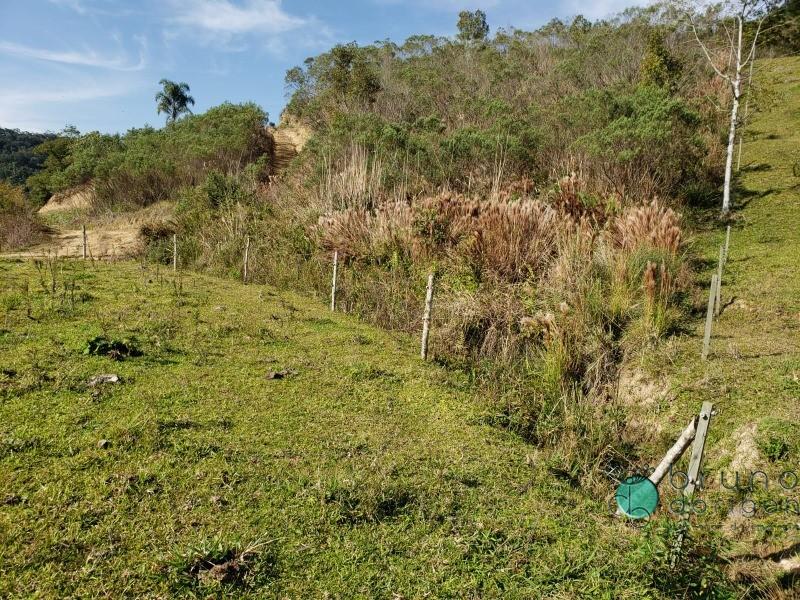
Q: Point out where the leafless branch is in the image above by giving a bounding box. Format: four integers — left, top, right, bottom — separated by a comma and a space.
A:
689, 14, 730, 82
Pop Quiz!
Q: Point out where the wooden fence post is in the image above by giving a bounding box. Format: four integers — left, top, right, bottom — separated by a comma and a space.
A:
243, 236, 250, 284
172, 234, 178, 272
82, 225, 87, 260
685, 402, 714, 499
420, 272, 435, 360
701, 274, 717, 360
724, 225, 731, 264
671, 401, 714, 567
715, 246, 724, 317
330, 250, 339, 312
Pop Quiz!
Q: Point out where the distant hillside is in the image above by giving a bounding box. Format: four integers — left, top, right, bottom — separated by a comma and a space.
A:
0, 128, 55, 186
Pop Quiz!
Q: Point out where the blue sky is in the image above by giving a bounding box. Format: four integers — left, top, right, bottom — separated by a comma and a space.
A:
0, 0, 637, 134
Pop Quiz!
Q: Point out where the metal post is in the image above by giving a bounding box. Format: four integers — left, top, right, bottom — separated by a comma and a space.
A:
420, 272, 435, 360
715, 246, 724, 317
685, 402, 714, 499
172, 234, 177, 272
82, 225, 87, 260
724, 226, 731, 264
701, 274, 717, 360
330, 250, 339, 312
243, 236, 250, 284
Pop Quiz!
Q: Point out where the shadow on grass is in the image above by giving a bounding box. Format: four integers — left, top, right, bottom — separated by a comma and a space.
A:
740, 162, 773, 173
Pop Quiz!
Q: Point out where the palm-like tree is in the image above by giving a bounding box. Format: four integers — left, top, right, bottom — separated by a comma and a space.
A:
155, 79, 195, 124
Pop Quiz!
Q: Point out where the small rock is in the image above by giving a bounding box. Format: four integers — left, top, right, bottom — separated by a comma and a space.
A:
266, 369, 298, 380
97, 439, 110, 449
87, 374, 120, 387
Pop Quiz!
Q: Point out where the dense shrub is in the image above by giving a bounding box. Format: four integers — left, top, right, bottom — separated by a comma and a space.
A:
0, 128, 56, 187
0, 181, 44, 250
27, 103, 270, 210
284, 9, 727, 203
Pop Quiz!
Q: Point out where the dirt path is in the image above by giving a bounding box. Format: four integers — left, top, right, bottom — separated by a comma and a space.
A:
4, 120, 310, 260
0, 225, 140, 260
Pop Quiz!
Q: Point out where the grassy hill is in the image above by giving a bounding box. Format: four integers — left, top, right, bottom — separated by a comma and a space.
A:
0, 54, 798, 600
1, 259, 657, 598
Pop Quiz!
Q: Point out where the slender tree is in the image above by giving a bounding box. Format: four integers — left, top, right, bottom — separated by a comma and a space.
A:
155, 79, 195, 124
457, 10, 489, 43
688, 0, 773, 214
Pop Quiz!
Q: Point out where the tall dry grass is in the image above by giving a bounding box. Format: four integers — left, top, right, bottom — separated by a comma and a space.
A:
317, 144, 385, 212
0, 181, 47, 251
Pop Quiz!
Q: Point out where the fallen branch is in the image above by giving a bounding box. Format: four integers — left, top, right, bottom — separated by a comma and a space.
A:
650, 417, 698, 487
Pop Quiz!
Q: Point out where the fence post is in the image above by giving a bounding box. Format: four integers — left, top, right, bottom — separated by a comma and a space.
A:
330, 250, 339, 312
671, 401, 714, 568
724, 225, 731, 264
715, 246, 724, 317
701, 274, 717, 360
243, 236, 250, 284
685, 402, 714, 499
172, 234, 178, 272
420, 272, 435, 360
82, 225, 87, 260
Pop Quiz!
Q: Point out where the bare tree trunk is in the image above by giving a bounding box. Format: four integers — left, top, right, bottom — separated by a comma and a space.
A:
691, 5, 765, 215
737, 46, 757, 172
722, 17, 744, 214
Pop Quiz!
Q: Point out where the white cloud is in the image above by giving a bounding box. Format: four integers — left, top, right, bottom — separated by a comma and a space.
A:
564, 0, 644, 20
1, 83, 133, 106
0, 40, 146, 71
373, 0, 501, 7
0, 81, 136, 131
48, 0, 88, 14
164, 0, 332, 58
171, 0, 309, 34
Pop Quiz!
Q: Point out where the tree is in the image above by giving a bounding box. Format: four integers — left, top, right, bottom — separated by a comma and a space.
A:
326, 44, 380, 105
688, 0, 774, 213
640, 31, 682, 92
155, 79, 195, 124
457, 10, 489, 43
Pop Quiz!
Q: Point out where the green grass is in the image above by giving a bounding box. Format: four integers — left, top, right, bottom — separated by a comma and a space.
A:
1, 259, 668, 598
1, 56, 798, 600
649, 56, 800, 453
642, 56, 800, 567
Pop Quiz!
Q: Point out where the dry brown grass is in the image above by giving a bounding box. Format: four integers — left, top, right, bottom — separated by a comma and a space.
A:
318, 191, 574, 282
317, 144, 385, 212
0, 211, 47, 251
0, 181, 48, 251
611, 200, 682, 255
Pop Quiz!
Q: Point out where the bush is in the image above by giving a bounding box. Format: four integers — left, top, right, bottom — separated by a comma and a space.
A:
27, 103, 270, 210
0, 181, 44, 250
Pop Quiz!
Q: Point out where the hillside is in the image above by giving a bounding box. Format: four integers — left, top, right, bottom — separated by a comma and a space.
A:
1, 5, 799, 594
1, 53, 799, 594
646, 55, 800, 581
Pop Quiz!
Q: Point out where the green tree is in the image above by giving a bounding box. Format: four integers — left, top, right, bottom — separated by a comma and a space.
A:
640, 31, 682, 91
457, 10, 489, 43
155, 79, 195, 124
325, 44, 381, 105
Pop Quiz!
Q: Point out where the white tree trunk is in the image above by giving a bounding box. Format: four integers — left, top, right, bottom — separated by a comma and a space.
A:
722, 17, 744, 214
722, 87, 740, 213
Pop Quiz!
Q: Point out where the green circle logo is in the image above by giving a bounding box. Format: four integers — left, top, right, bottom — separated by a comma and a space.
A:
615, 476, 659, 519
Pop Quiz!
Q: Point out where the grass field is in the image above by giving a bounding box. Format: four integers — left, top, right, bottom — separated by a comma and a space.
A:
0, 259, 662, 598
1, 57, 799, 598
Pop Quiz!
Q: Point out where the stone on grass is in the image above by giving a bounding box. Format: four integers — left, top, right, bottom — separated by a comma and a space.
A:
87, 374, 121, 387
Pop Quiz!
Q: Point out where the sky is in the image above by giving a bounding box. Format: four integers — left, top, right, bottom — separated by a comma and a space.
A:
0, 0, 638, 134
